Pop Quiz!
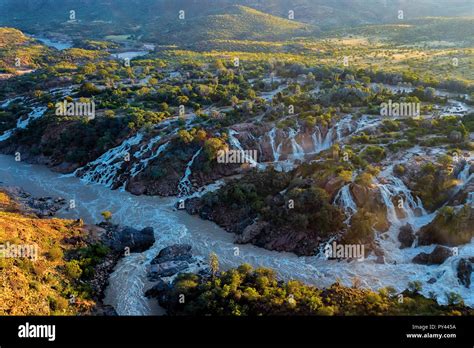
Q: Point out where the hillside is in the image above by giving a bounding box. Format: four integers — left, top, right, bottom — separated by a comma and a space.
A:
1, 0, 471, 40
0, 27, 50, 73
247, 0, 474, 28
0, 27, 29, 47
0, 189, 103, 315
334, 17, 474, 46
145, 5, 314, 44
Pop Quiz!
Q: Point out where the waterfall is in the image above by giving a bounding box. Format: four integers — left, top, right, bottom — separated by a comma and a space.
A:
268, 128, 281, 162
130, 136, 170, 177
178, 148, 202, 197
288, 127, 305, 160
228, 129, 263, 169
75, 133, 144, 187
311, 127, 323, 153
377, 175, 427, 227
0, 106, 47, 142
321, 128, 333, 150
336, 115, 353, 141
467, 192, 474, 206
457, 161, 473, 184
334, 184, 357, 222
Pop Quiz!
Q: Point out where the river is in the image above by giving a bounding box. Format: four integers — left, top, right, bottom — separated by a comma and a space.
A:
0, 154, 473, 314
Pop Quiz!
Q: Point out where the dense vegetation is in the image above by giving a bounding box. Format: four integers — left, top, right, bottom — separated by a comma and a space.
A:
161, 263, 473, 316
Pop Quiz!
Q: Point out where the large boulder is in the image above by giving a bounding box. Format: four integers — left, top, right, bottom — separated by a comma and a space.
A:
351, 184, 389, 232
151, 244, 193, 264
101, 225, 155, 253
147, 244, 198, 281
412, 245, 453, 265
235, 221, 269, 244
398, 224, 415, 249
418, 206, 473, 246
457, 258, 472, 288
144, 279, 170, 298
148, 261, 190, 280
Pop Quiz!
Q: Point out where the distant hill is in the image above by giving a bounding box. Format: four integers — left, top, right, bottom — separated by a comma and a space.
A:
0, 27, 50, 72
144, 5, 314, 44
331, 16, 474, 46
245, 0, 474, 29
0, 27, 29, 48
0, 0, 472, 41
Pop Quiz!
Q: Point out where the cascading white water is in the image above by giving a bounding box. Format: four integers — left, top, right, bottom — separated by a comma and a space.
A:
177, 148, 202, 197
288, 127, 305, 161
354, 115, 381, 134
130, 136, 170, 178
268, 128, 281, 162
457, 160, 473, 184
321, 127, 333, 149
228, 129, 263, 169
311, 126, 323, 153
377, 174, 428, 227
334, 184, 357, 222
75, 133, 144, 187
0, 106, 47, 142
336, 115, 353, 142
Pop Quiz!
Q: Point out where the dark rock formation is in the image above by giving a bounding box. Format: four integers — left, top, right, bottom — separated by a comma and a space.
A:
151, 244, 193, 264
412, 245, 453, 265
457, 258, 472, 288
2, 186, 66, 217
398, 224, 415, 249
99, 224, 155, 253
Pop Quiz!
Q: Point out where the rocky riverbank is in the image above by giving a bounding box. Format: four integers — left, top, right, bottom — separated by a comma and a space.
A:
0, 185, 156, 315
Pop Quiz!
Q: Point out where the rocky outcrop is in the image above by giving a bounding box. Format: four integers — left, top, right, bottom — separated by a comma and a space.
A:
235, 220, 270, 244
91, 304, 119, 316
398, 224, 415, 249
351, 184, 389, 232
147, 244, 199, 281
418, 205, 474, 246
145, 244, 206, 304
412, 245, 453, 265
144, 279, 170, 299
151, 244, 193, 264
457, 259, 472, 288
98, 224, 155, 253
1, 186, 66, 217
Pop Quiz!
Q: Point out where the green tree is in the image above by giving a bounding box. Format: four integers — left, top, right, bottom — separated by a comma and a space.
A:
209, 252, 219, 278
101, 211, 112, 222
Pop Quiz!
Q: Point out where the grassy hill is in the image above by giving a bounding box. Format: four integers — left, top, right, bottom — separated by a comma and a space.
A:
0, 27, 29, 47
0, 27, 50, 72
145, 5, 314, 44
335, 17, 474, 46
247, 0, 474, 28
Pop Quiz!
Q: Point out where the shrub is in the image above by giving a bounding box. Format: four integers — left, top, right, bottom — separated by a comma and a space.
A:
65, 260, 83, 279
47, 245, 64, 261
